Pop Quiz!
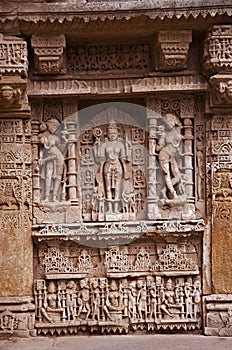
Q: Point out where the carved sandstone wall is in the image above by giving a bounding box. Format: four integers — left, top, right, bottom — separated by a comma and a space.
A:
0, 0, 231, 338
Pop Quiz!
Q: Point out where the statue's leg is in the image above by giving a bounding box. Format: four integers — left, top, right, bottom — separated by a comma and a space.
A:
44, 163, 53, 201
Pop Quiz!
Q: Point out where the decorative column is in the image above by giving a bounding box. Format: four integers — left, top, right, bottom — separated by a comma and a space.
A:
181, 96, 195, 219
203, 25, 232, 336
63, 99, 81, 218
0, 34, 35, 337
146, 95, 161, 219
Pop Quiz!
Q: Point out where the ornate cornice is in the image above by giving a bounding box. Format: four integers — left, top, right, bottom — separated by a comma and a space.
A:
0, 1, 232, 27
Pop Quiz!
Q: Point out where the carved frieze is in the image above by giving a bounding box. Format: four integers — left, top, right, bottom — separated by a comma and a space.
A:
34, 274, 202, 335
31, 35, 66, 75
211, 115, 232, 201
33, 231, 202, 335
155, 31, 192, 71
67, 42, 151, 75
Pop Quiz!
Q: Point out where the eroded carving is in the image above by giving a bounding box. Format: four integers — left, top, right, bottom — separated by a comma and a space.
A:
209, 75, 232, 108
204, 295, 232, 336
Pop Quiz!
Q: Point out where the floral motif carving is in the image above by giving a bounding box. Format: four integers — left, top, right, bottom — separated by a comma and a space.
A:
67, 42, 151, 74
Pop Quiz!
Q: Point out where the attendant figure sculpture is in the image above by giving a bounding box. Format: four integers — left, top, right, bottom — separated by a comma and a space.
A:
39, 118, 68, 203
156, 113, 185, 202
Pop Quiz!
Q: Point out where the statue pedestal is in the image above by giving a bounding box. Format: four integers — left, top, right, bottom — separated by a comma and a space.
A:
105, 212, 123, 222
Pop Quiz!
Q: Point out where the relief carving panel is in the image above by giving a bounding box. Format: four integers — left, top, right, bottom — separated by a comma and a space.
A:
33, 235, 202, 335
67, 42, 151, 76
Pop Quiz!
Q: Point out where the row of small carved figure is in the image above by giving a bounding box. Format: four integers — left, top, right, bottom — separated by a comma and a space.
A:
34, 276, 201, 325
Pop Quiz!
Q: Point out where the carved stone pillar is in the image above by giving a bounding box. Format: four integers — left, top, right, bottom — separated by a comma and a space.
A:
0, 34, 35, 336
181, 97, 195, 220
63, 99, 80, 208
146, 95, 161, 219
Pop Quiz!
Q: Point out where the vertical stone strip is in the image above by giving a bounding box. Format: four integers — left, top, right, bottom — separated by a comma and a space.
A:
211, 115, 232, 293
146, 95, 161, 219
0, 34, 34, 336
181, 96, 195, 219
203, 25, 232, 294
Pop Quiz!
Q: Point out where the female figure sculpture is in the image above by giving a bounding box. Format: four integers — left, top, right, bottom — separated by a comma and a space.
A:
95, 121, 130, 214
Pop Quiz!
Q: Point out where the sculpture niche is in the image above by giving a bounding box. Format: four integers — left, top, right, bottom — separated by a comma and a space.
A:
92, 120, 135, 222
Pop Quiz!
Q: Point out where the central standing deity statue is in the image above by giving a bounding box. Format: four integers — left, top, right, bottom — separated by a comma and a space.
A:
93, 120, 134, 221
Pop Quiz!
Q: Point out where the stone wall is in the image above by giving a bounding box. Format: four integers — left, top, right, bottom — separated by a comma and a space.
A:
0, 0, 231, 338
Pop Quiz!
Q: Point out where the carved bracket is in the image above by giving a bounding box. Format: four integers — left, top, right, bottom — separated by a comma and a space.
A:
31, 34, 66, 75
155, 30, 192, 71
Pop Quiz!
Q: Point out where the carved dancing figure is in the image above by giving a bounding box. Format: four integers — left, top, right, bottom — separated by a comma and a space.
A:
122, 189, 135, 214
137, 279, 147, 321
39, 118, 68, 203
156, 113, 185, 201
91, 278, 101, 321
193, 280, 201, 319
128, 281, 137, 321
77, 278, 91, 320
66, 280, 77, 321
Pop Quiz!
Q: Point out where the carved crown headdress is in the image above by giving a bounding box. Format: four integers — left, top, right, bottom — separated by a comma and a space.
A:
107, 119, 118, 132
